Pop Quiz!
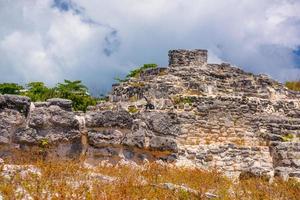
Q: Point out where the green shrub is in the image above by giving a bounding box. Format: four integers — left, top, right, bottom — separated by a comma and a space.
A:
282, 134, 294, 142
22, 82, 55, 102
129, 82, 145, 88
126, 63, 158, 79
128, 106, 139, 114
285, 81, 300, 91
115, 63, 158, 83
172, 96, 194, 106
0, 83, 24, 94
0, 80, 96, 112
54, 80, 96, 112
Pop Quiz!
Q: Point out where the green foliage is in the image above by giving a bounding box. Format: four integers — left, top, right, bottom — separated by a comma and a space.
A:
126, 63, 158, 79
0, 83, 24, 94
39, 138, 49, 149
178, 189, 191, 200
172, 96, 194, 105
64, 92, 96, 112
129, 82, 145, 88
115, 63, 158, 83
55, 80, 88, 98
0, 80, 96, 112
282, 134, 294, 142
181, 97, 194, 105
285, 81, 300, 91
128, 106, 139, 114
23, 82, 55, 102
54, 80, 96, 112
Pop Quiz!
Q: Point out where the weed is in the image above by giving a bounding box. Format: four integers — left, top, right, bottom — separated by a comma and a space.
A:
129, 96, 138, 102
158, 70, 168, 76
282, 133, 294, 142
128, 106, 139, 114
285, 81, 300, 91
172, 96, 194, 106
129, 82, 145, 88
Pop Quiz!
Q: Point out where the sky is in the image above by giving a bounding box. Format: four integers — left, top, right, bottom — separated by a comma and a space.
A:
0, 0, 300, 95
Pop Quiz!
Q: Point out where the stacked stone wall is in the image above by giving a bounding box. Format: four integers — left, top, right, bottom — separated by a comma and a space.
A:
168, 49, 208, 67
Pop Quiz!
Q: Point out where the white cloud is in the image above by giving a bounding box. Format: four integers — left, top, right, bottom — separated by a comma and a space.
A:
0, 0, 300, 93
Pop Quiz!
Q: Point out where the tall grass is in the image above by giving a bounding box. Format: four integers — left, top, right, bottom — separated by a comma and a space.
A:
0, 150, 299, 200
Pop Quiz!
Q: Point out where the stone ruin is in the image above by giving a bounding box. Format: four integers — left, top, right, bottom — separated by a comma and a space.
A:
168, 49, 208, 67
0, 49, 300, 181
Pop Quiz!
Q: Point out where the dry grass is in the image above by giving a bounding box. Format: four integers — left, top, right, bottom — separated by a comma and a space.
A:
0, 150, 299, 200
285, 81, 300, 91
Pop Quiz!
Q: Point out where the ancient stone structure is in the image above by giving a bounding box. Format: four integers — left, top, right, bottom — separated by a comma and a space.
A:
168, 49, 208, 67
1, 49, 300, 181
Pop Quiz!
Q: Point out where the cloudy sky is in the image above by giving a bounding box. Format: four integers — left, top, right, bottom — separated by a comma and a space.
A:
0, 0, 300, 94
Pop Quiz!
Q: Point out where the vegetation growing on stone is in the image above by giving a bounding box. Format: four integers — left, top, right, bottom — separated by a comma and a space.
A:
172, 96, 194, 106
115, 63, 158, 83
282, 133, 294, 142
128, 82, 145, 88
128, 105, 139, 114
285, 81, 300, 91
126, 63, 158, 79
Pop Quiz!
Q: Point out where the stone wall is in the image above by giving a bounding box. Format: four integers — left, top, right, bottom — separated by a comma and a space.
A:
0, 96, 82, 157
168, 49, 208, 67
1, 49, 300, 181
108, 49, 300, 180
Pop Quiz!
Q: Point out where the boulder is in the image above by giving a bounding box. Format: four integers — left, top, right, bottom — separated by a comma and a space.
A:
0, 95, 31, 116
85, 110, 133, 129
143, 112, 181, 136
47, 98, 72, 111
23, 106, 80, 145
122, 131, 146, 148
88, 129, 125, 147
149, 136, 178, 152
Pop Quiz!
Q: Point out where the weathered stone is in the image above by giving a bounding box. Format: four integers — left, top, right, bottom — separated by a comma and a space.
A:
122, 132, 146, 148
1, 164, 41, 180
169, 49, 208, 67
149, 136, 178, 152
33, 102, 49, 108
14, 128, 38, 144
85, 110, 133, 129
0, 158, 4, 165
28, 107, 51, 128
289, 171, 300, 178
0, 95, 31, 116
88, 129, 124, 147
47, 98, 72, 111
143, 112, 181, 136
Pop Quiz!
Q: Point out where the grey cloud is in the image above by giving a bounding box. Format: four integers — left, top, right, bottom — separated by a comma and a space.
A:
103, 30, 121, 56
52, 0, 83, 14
0, 0, 300, 95
52, 0, 121, 58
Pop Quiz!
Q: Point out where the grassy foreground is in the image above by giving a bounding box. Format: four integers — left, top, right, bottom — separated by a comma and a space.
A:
0, 154, 299, 200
